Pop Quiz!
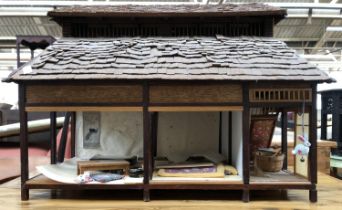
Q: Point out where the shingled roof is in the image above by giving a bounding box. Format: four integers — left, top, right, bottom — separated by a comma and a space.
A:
5, 36, 332, 82
48, 4, 286, 18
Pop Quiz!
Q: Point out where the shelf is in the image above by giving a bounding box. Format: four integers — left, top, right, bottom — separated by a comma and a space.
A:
250, 170, 312, 189
25, 174, 144, 190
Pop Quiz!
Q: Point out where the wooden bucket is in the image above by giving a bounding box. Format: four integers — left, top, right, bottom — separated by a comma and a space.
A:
255, 152, 284, 172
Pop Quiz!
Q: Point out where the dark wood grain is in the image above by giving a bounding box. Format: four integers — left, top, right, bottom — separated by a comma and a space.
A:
50, 112, 57, 164
281, 110, 288, 170
242, 83, 250, 185
26, 85, 143, 104
150, 84, 242, 104
19, 84, 29, 201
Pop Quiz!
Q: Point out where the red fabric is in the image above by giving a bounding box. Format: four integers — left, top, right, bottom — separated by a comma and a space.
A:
47, 125, 72, 159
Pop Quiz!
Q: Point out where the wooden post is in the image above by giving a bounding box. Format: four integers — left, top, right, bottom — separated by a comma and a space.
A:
50, 112, 57, 164
151, 112, 158, 158
19, 84, 29, 200
58, 112, 71, 163
320, 112, 327, 140
143, 82, 151, 201
70, 112, 76, 158
309, 84, 317, 202
281, 110, 288, 170
219, 112, 222, 154
242, 83, 250, 202
228, 111, 232, 165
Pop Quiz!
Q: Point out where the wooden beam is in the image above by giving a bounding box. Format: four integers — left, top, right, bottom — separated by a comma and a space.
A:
148, 106, 243, 112
25, 106, 143, 112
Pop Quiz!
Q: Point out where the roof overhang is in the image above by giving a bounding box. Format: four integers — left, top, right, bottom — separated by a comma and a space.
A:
4, 36, 333, 84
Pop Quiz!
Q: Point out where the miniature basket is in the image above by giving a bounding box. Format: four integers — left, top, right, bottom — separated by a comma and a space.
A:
255, 152, 284, 172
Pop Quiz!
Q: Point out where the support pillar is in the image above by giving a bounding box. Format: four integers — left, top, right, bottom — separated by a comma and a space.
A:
143, 82, 152, 201
242, 189, 250, 203
242, 83, 250, 202
70, 112, 76, 158
281, 110, 288, 170
50, 112, 57, 164
19, 84, 29, 201
309, 84, 318, 202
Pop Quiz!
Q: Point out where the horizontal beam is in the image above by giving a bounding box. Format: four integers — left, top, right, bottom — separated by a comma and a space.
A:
25, 106, 143, 112
148, 106, 243, 112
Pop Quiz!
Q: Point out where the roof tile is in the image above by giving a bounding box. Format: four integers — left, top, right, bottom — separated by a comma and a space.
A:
7, 36, 332, 82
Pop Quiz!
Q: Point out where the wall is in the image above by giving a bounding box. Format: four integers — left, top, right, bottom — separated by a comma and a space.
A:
157, 112, 219, 162
76, 112, 220, 161
231, 111, 243, 177
76, 112, 144, 159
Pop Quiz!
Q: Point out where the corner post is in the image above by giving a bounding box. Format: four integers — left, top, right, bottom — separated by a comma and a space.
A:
19, 83, 29, 200
242, 83, 250, 202
309, 84, 317, 202
143, 82, 151, 202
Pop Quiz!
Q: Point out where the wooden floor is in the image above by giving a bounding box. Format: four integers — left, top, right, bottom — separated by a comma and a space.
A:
1, 172, 342, 210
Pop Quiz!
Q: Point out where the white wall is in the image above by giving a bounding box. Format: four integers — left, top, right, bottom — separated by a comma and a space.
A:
76, 112, 144, 159
231, 111, 243, 177
76, 112, 220, 161
157, 112, 219, 162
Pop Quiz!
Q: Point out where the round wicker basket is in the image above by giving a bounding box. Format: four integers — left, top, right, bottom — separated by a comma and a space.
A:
255, 152, 284, 172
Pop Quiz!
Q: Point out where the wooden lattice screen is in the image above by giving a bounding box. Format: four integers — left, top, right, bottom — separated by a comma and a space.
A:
71, 22, 264, 37
250, 88, 312, 103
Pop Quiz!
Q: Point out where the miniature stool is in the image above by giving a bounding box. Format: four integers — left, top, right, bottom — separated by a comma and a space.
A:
77, 160, 130, 175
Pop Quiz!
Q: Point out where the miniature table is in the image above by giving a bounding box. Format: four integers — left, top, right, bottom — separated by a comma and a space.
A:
77, 160, 130, 175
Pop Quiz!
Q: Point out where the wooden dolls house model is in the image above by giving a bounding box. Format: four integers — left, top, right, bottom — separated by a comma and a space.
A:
4, 4, 333, 202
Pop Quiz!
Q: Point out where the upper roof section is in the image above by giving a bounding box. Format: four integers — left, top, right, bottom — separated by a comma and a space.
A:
48, 4, 286, 38
48, 4, 286, 18
5, 36, 333, 83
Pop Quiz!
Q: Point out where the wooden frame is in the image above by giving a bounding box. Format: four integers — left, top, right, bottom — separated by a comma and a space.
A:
18, 80, 318, 202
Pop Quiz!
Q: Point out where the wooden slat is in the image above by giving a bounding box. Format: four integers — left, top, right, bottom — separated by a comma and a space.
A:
26, 85, 143, 104
26, 106, 143, 112
148, 106, 243, 112
150, 84, 242, 104
249, 88, 312, 103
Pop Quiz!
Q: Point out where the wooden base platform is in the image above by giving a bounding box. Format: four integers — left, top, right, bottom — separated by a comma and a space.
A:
20, 172, 314, 196
0, 171, 341, 210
